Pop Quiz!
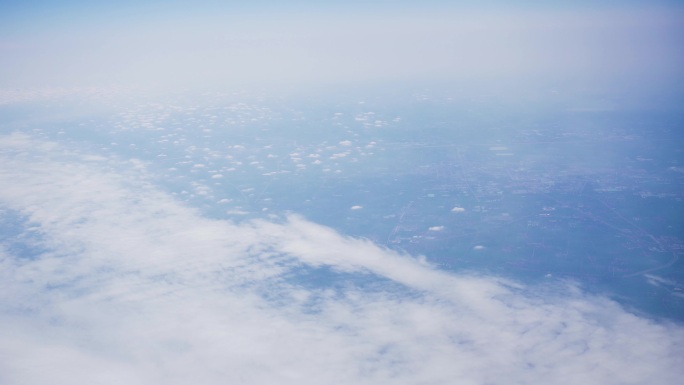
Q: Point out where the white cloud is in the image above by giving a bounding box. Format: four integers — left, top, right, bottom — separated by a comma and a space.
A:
350, 205, 363, 210
451, 206, 465, 213
428, 226, 444, 231
0, 133, 683, 385
330, 152, 349, 159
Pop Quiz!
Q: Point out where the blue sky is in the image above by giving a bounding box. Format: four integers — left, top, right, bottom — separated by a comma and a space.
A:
1, 1, 682, 92
2, 1, 682, 34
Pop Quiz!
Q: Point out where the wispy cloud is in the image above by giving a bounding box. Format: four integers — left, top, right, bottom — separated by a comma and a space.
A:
1, 133, 683, 384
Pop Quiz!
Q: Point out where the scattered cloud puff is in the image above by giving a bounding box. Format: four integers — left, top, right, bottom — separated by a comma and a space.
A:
451, 206, 465, 213
428, 226, 445, 232
473, 245, 486, 251
0, 133, 683, 385
350, 205, 363, 210
330, 152, 349, 159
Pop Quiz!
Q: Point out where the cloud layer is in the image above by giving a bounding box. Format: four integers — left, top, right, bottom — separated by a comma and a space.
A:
1, 133, 683, 384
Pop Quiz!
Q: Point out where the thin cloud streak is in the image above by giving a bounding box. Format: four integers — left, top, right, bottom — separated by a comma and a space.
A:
1, 133, 683, 384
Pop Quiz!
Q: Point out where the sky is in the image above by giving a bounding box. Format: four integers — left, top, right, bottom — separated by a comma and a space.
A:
1, 1, 683, 94
1, 1, 684, 384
